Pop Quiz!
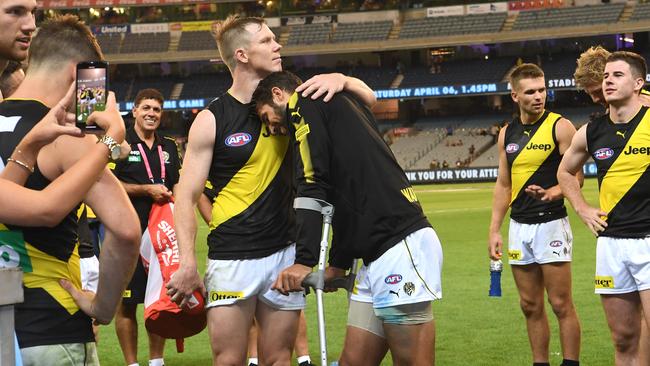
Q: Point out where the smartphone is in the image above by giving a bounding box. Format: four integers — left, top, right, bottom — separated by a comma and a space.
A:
75, 61, 109, 131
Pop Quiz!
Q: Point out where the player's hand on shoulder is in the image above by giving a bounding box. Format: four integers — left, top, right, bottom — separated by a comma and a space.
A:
297, 73, 346, 102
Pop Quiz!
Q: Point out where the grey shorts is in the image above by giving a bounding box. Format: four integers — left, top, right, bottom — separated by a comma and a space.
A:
21, 342, 99, 366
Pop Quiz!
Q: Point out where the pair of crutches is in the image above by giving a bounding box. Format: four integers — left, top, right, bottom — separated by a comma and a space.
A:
294, 197, 359, 366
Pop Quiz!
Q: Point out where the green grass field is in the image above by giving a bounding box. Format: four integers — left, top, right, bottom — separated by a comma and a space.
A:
97, 179, 614, 365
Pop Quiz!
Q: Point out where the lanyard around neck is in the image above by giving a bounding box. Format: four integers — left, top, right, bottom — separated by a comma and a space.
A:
137, 143, 166, 184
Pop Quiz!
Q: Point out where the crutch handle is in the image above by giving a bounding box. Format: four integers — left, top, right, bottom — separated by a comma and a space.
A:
325, 274, 355, 293
302, 272, 324, 295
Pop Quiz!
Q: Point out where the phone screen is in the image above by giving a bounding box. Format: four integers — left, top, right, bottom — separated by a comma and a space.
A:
76, 61, 108, 131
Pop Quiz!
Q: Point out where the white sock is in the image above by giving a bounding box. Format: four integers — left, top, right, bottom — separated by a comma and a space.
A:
248, 357, 259, 365
149, 358, 164, 366
297, 355, 311, 364
127, 364, 140, 366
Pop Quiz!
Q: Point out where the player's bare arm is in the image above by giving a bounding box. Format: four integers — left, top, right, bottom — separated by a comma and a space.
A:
525, 117, 582, 201
296, 73, 377, 107
558, 125, 608, 236
488, 126, 510, 260
40, 129, 141, 324
166, 109, 215, 307
68, 168, 141, 324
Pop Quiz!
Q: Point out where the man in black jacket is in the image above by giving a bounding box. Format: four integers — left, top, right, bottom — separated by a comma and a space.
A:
254, 71, 443, 366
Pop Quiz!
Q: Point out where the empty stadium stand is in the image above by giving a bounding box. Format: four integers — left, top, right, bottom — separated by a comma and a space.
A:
389, 129, 447, 169
112, 79, 132, 102
178, 72, 232, 99
412, 131, 493, 170
332, 21, 392, 43
399, 13, 507, 39
131, 76, 176, 100
629, 1, 650, 21
95, 33, 122, 54
512, 3, 625, 30
177, 31, 217, 51
536, 53, 579, 80
121, 33, 171, 53
400, 57, 514, 87
470, 143, 498, 167
286, 23, 332, 45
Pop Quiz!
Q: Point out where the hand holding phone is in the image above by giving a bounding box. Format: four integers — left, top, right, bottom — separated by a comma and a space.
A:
76, 61, 109, 132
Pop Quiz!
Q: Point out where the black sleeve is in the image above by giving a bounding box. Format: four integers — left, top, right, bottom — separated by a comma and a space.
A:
328, 233, 354, 270
292, 99, 332, 267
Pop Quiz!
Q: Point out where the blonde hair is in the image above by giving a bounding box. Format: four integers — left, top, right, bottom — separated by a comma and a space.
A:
574, 46, 610, 90
215, 15, 265, 72
509, 63, 544, 89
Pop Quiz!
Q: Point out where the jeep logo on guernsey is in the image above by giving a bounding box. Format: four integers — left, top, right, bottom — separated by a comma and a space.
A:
225, 132, 252, 147
506, 143, 519, 153
624, 145, 650, 155
549, 240, 563, 248
526, 143, 552, 151
385, 274, 403, 285
594, 148, 614, 160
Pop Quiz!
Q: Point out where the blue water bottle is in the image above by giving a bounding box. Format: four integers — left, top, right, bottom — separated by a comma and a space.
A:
489, 259, 502, 297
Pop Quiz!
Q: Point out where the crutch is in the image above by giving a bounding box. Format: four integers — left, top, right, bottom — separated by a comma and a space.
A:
325, 258, 360, 303
295, 197, 334, 366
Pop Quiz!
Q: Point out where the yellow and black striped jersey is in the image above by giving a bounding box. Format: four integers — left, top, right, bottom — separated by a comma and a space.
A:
587, 106, 650, 237
0, 99, 92, 347
504, 110, 567, 224
288, 91, 430, 268
204, 93, 294, 259
642, 88, 650, 96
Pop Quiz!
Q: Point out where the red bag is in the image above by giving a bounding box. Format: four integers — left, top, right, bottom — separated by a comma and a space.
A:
140, 201, 206, 352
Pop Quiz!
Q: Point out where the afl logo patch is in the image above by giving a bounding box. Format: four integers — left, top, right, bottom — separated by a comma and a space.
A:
549, 240, 563, 248
506, 143, 519, 153
385, 274, 402, 285
594, 148, 614, 160
225, 133, 252, 147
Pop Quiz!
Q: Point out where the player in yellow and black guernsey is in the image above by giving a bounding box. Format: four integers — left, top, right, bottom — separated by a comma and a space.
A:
489, 64, 582, 366
0, 100, 93, 348
202, 92, 294, 259
574, 46, 650, 365
560, 51, 650, 364
253, 71, 442, 366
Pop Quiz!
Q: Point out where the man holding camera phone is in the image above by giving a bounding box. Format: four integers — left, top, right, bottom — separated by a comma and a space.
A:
0, 15, 141, 365
111, 88, 181, 366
